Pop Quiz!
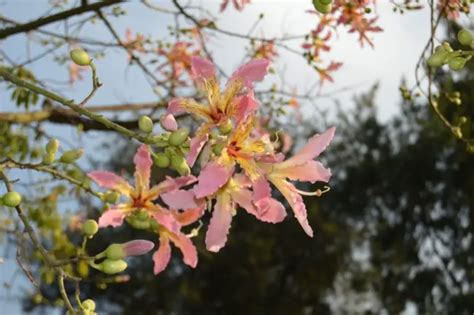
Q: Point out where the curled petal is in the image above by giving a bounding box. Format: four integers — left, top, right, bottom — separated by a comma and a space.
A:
123, 240, 155, 257
281, 127, 335, 167
205, 193, 233, 252
193, 162, 233, 199
275, 160, 331, 183
151, 175, 197, 197
235, 92, 258, 123
258, 153, 285, 163
161, 189, 197, 210
230, 58, 270, 88
87, 171, 131, 195
173, 205, 205, 226
169, 232, 198, 268
191, 56, 215, 80
160, 113, 178, 131
272, 179, 313, 237
167, 98, 182, 115
153, 237, 171, 275
254, 197, 287, 223
134, 144, 153, 192
98, 209, 126, 228
186, 134, 209, 167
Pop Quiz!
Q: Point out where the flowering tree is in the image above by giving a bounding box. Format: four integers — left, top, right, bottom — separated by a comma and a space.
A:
0, 0, 473, 314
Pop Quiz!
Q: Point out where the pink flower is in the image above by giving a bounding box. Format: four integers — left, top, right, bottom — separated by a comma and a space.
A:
255, 127, 336, 237
162, 56, 270, 167
88, 145, 203, 275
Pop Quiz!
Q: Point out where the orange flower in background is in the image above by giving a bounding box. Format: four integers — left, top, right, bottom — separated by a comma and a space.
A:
68, 62, 86, 85
220, 0, 251, 12
253, 40, 278, 61
123, 28, 146, 60
156, 41, 199, 79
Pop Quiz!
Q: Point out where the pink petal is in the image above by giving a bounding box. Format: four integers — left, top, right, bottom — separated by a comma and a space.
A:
87, 171, 131, 195
153, 236, 171, 275
276, 160, 331, 183
282, 127, 335, 167
205, 193, 233, 252
167, 98, 182, 115
272, 179, 313, 237
98, 209, 126, 228
172, 205, 205, 226
161, 189, 197, 210
254, 197, 287, 223
150, 210, 181, 234
229, 188, 257, 217
257, 153, 285, 163
191, 56, 215, 80
193, 162, 233, 199
122, 240, 155, 257
235, 92, 258, 123
230, 59, 270, 88
252, 177, 272, 202
134, 144, 152, 191
168, 232, 198, 268
160, 113, 178, 131
186, 134, 209, 167
155, 175, 197, 195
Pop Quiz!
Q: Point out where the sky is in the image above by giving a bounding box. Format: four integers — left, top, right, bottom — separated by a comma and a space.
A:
0, 1, 434, 313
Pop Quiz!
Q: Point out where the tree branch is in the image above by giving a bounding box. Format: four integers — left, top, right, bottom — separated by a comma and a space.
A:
0, 0, 123, 40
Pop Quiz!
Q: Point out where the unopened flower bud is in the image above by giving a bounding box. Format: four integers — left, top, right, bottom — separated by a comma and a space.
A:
452, 126, 463, 139
2, 191, 22, 207
105, 240, 154, 260
59, 149, 84, 163
42, 152, 55, 165
218, 118, 233, 134
427, 51, 449, 67
83, 219, 99, 236
104, 191, 120, 204
99, 259, 127, 275
70, 48, 91, 66
82, 299, 96, 311
160, 113, 178, 131
152, 152, 170, 168
168, 128, 189, 146
212, 141, 226, 156
457, 29, 473, 46
449, 57, 468, 71
313, 0, 332, 13
171, 153, 190, 175
46, 139, 59, 154
442, 42, 453, 53
138, 115, 154, 133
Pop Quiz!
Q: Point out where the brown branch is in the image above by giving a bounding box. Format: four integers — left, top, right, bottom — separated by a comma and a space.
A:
0, 102, 165, 130
0, 0, 123, 40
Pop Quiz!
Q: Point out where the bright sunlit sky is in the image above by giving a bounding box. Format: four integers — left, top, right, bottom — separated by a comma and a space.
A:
0, 1, 434, 314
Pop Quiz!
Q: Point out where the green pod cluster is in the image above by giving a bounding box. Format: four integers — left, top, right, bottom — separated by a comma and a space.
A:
138, 115, 154, 133
70, 48, 91, 66
83, 219, 99, 237
59, 149, 84, 164
457, 29, 474, 46
98, 259, 127, 275
168, 128, 190, 146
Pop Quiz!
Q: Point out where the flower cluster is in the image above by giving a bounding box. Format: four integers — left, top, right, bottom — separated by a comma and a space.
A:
304, 0, 382, 84
88, 57, 335, 275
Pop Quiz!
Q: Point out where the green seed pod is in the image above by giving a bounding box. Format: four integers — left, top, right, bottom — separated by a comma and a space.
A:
152, 152, 170, 168
46, 139, 59, 154
59, 149, 84, 164
105, 244, 125, 260
136, 210, 149, 221
105, 191, 120, 204
82, 299, 96, 311
129, 218, 150, 230
457, 29, 473, 46
83, 219, 99, 236
70, 48, 91, 66
138, 115, 154, 133
3, 191, 22, 207
99, 259, 127, 275
42, 152, 55, 165
170, 153, 191, 176
313, 0, 332, 13
319, 0, 332, 4
218, 119, 233, 134
168, 128, 190, 146
448, 57, 468, 71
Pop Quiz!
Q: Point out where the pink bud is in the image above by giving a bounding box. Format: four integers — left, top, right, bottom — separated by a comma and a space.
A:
122, 240, 155, 257
160, 113, 178, 131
